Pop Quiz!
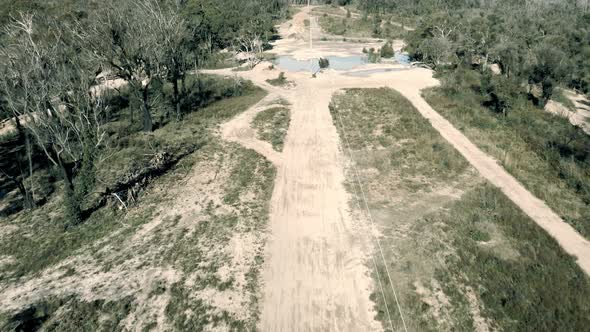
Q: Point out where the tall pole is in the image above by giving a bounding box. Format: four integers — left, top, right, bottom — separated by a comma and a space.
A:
308, 0, 312, 50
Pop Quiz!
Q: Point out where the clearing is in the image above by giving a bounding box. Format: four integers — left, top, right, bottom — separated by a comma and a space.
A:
2, 4, 589, 331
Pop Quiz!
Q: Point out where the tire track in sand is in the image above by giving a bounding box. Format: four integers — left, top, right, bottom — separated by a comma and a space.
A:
221, 80, 382, 331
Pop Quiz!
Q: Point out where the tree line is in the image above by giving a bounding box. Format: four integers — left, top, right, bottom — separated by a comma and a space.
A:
327, 0, 586, 115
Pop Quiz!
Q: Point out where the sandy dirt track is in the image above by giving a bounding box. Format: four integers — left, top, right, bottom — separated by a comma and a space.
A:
211, 5, 590, 331
401, 90, 590, 276
565, 90, 590, 135
218, 69, 385, 331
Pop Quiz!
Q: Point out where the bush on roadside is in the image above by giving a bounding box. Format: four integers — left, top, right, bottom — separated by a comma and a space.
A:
380, 41, 395, 58
266, 72, 289, 86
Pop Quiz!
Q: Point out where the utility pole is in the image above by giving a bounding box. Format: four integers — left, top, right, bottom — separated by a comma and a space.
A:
308, 0, 312, 50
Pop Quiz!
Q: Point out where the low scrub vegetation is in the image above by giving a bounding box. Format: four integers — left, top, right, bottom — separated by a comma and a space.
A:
2, 295, 136, 331
423, 70, 590, 238
319, 57, 330, 69
330, 88, 590, 331
266, 72, 291, 87
252, 107, 291, 152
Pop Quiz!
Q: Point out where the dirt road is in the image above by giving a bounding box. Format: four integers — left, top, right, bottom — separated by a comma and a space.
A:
214, 5, 590, 331
565, 90, 590, 135
220, 69, 383, 331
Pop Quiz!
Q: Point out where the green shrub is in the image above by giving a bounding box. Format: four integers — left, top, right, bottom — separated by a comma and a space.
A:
367, 48, 380, 63
266, 72, 289, 86
380, 41, 395, 58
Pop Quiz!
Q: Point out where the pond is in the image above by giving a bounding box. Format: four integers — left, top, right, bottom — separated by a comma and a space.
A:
273, 55, 367, 72
273, 52, 411, 72
395, 52, 411, 65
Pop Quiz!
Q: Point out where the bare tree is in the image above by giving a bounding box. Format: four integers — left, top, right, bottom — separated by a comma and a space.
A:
90, 0, 190, 130
0, 14, 108, 223
90, 1, 161, 132
141, 0, 190, 120
236, 31, 264, 68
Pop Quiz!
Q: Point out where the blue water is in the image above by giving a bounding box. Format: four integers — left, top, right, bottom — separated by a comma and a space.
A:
274, 55, 367, 72
274, 52, 411, 72
395, 52, 411, 65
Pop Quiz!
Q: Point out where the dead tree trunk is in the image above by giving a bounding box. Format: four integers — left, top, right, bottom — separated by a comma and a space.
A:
56, 148, 81, 224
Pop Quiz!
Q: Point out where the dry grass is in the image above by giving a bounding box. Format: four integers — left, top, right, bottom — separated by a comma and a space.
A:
330, 88, 590, 331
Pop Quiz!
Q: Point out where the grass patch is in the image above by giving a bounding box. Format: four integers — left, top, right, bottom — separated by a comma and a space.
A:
428, 184, 590, 331
330, 87, 473, 330
423, 81, 590, 238
269, 97, 291, 106
330, 88, 590, 331
0, 203, 154, 281
251, 107, 290, 152
265, 72, 291, 87
330, 88, 469, 189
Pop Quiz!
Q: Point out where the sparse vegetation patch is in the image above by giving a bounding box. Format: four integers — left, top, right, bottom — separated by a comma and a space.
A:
252, 107, 291, 152
0, 81, 274, 330
266, 72, 292, 87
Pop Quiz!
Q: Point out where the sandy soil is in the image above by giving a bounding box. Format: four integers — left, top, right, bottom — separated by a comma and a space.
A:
208, 6, 590, 330
218, 66, 383, 330
0, 142, 268, 330
564, 90, 590, 135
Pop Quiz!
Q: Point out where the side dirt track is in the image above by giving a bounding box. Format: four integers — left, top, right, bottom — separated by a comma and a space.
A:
404, 91, 590, 275
209, 5, 590, 331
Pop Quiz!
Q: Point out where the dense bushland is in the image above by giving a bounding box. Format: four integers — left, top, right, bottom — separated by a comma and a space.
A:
0, 0, 288, 225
